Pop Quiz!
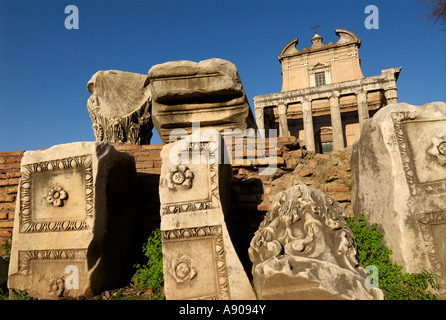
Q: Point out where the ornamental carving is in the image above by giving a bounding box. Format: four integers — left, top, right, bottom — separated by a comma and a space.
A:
17, 249, 87, 276
87, 70, 153, 145
417, 211, 446, 279
160, 140, 220, 215
427, 136, 446, 166
19, 155, 94, 233
391, 111, 446, 195
48, 277, 65, 297
249, 184, 360, 272
46, 185, 68, 207
168, 165, 194, 190
248, 184, 382, 299
169, 254, 197, 284
162, 225, 230, 300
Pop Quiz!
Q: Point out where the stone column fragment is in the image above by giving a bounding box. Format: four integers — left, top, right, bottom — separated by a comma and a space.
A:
8, 142, 137, 299
159, 130, 255, 300
329, 93, 345, 151
87, 70, 153, 145
356, 90, 369, 130
302, 99, 316, 152
148, 58, 257, 144
278, 103, 289, 137
249, 184, 384, 300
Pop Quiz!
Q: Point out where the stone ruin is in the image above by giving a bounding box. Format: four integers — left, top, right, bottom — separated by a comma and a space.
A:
87, 70, 153, 145
249, 184, 383, 300
352, 101, 446, 295
148, 58, 257, 143
5, 57, 444, 300
8, 142, 136, 299
159, 130, 255, 299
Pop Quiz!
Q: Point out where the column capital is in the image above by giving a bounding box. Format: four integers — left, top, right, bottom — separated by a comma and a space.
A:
277, 102, 288, 115
356, 90, 367, 103
329, 91, 340, 99
254, 106, 264, 119
302, 99, 312, 110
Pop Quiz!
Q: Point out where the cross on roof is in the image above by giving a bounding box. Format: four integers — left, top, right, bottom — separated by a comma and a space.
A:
311, 22, 321, 34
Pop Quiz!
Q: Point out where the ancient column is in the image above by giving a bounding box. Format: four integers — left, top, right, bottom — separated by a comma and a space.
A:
302, 99, 316, 152
255, 105, 265, 138
278, 103, 289, 137
356, 90, 369, 130
384, 87, 398, 104
329, 92, 345, 151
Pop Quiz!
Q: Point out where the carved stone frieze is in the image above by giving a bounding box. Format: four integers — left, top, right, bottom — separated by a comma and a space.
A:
19, 154, 93, 233
162, 225, 230, 300
159, 139, 220, 216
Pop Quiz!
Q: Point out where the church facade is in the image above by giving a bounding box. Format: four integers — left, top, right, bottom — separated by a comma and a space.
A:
253, 29, 401, 153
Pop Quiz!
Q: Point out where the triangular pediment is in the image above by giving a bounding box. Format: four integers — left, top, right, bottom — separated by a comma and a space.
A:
309, 62, 330, 70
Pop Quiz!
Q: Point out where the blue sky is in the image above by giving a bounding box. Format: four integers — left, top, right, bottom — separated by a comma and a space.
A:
0, 0, 445, 151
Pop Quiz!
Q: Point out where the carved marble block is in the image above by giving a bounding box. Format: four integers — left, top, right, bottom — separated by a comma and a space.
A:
148, 58, 257, 144
87, 70, 153, 144
351, 101, 446, 294
249, 184, 384, 300
159, 130, 255, 300
8, 142, 137, 299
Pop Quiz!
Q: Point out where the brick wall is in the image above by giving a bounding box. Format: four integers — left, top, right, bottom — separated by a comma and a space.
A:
0, 151, 24, 254
0, 138, 353, 267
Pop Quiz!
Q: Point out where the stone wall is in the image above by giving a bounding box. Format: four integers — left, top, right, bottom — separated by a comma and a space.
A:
0, 141, 353, 269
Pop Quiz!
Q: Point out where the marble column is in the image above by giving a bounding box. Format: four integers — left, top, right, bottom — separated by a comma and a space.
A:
278, 103, 289, 137
384, 88, 398, 104
255, 106, 265, 138
356, 90, 369, 130
329, 93, 345, 151
302, 99, 316, 152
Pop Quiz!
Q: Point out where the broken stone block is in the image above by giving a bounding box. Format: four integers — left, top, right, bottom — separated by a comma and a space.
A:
248, 184, 383, 300
148, 58, 257, 144
87, 70, 153, 144
351, 101, 446, 293
8, 142, 137, 299
159, 129, 255, 300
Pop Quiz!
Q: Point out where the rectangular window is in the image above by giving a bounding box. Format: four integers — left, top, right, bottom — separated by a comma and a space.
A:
314, 72, 326, 87
321, 141, 333, 153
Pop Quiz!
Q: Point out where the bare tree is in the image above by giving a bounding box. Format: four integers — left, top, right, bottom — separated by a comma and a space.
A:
418, 0, 446, 25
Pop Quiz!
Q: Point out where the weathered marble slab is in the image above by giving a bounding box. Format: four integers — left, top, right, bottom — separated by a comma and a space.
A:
149, 58, 257, 144
351, 101, 446, 293
159, 130, 255, 300
8, 142, 137, 299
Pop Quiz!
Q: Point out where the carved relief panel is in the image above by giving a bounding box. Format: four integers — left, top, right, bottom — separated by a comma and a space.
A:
159, 131, 255, 300
391, 109, 446, 283
9, 142, 137, 299
161, 226, 230, 300
19, 155, 94, 233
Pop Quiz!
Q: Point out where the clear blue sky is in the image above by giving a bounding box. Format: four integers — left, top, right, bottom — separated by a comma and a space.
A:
0, 0, 445, 151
